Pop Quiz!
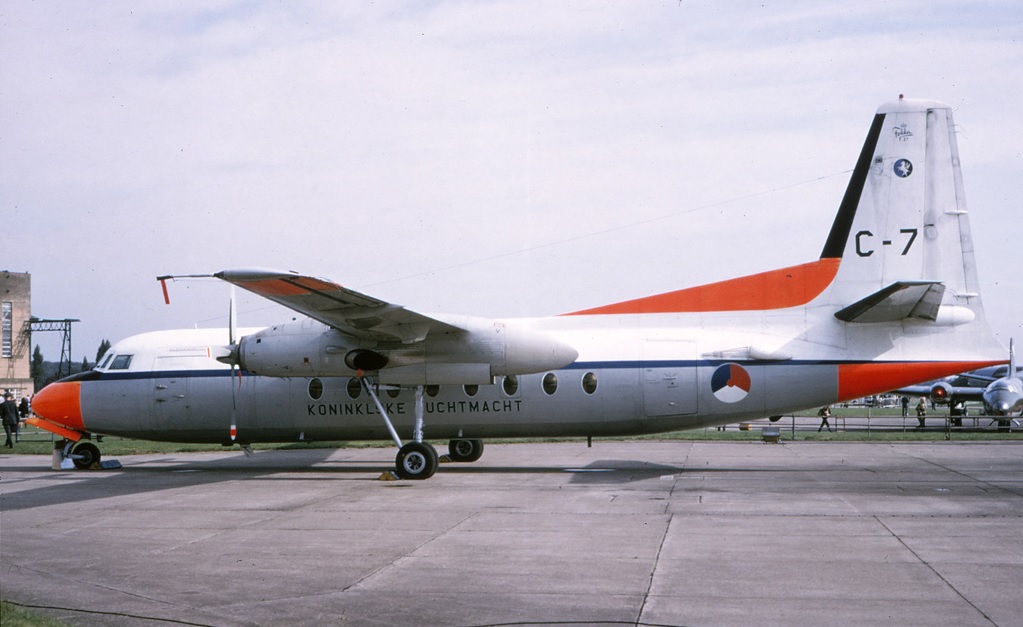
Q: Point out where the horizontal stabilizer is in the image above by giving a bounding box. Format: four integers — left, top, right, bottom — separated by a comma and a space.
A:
835, 281, 944, 323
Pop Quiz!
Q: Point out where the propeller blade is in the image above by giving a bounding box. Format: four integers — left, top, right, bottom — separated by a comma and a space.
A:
230, 365, 239, 442
229, 287, 239, 442
229, 285, 237, 347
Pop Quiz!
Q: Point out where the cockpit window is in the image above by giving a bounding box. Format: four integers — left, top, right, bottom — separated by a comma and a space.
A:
99, 353, 114, 369
109, 355, 133, 370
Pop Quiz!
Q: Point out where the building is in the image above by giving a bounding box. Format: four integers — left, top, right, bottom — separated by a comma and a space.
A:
1, 271, 34, 399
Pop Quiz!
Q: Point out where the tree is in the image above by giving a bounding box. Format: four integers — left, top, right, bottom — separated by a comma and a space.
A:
96, 339, 111, 363
32, 345, 44, 389
81, 356, 90, 373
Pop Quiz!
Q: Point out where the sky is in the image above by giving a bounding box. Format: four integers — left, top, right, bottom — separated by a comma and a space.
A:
2, 1, 1022, 364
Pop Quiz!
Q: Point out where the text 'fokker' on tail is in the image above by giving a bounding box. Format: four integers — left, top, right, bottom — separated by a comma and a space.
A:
31, 97, 1007, 479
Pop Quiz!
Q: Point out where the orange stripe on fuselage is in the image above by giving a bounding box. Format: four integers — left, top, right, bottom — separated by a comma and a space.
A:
837, 361, 1006, 402
564, 258, 841, 316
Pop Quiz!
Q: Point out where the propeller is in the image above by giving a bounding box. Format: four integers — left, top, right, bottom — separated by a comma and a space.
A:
228, 286, 239, 442
159, 275, 242, 443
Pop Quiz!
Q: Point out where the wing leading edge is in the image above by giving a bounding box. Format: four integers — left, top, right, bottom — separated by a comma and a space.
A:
214, 269, 463, 343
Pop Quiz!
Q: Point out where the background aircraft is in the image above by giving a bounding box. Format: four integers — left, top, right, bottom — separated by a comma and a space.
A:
30, 97, 1007, 479
896, 341, 1022, 423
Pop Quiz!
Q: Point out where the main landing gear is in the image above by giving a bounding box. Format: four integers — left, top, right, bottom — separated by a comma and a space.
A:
360, 378, 485, 480
395, 441, 439, 480
447, 438, 484, 463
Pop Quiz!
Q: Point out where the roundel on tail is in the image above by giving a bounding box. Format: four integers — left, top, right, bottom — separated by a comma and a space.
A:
711, 363, 751, 403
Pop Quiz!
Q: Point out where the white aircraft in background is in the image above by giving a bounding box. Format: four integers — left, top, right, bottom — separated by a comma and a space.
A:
896, 340, 1022, 424
31, 97, 1007, 479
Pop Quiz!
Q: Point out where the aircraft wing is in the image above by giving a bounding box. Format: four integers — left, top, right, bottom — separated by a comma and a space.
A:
896, 384, 986, 397
212, 269, 463, 343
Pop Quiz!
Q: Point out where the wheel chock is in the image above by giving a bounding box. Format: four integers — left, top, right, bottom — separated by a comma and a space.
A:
438, 455, 452, 464
378, 470, 400, 481
52, 449, 74, 471
99, 460, 122, 470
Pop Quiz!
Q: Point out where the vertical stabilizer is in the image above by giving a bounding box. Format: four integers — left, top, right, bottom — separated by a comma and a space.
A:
821, 98, 986, 326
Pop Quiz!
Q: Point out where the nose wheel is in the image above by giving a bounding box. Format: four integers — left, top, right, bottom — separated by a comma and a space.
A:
60, 441, 102, 469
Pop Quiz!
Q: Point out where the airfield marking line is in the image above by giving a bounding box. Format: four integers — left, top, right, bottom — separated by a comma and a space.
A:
873, 516, 997, 626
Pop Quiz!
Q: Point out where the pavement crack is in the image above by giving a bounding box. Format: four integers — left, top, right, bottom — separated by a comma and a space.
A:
635, 513, 672, 624
340, 512, 477, 593
874, 515, 998, 626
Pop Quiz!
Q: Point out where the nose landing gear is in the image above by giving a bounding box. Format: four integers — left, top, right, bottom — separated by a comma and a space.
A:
54, 440, 105, 470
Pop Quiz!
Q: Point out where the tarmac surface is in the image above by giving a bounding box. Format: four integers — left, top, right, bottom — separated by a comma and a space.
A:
2, 440, 1023, 627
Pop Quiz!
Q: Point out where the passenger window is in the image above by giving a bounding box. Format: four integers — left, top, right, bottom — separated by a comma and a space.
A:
425, 385, 440, 398
308, 378, 323, 400
502, 375, 518, 396
542, 373, 558, 395
110, 355, 133, 370
582, 372, 598, 395
463, 384, 479, 397
346, 378, 362, 399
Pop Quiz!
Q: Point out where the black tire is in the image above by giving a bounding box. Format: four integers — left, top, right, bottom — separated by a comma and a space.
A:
72, 442, 101, 470
448, 439, 484, 463
395, 442, 438, 480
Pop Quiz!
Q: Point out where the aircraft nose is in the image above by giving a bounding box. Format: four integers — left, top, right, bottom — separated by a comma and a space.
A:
32, 381, 85, 431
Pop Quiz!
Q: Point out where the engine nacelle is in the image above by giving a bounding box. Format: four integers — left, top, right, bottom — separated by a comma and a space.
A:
237, 316, 578, 384
929, 381, 953, 404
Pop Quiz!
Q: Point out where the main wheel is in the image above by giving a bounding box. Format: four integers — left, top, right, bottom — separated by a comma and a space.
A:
448, 439, 484, 463
72, 442, 101, 469
395, 442, 438, 480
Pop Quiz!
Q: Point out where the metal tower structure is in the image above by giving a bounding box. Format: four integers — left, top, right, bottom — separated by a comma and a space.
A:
30, 318, 80, 383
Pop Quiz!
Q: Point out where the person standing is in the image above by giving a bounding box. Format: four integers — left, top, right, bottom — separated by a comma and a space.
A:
2, 393, 19, 448
817, 405, 832, 432
916, 397, 927, 428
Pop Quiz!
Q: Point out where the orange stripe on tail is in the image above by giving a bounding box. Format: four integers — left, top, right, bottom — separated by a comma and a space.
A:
565, 258, 840, 316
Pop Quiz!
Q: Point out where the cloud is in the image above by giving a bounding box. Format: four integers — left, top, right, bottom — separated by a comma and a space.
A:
2, 0, 1021, 359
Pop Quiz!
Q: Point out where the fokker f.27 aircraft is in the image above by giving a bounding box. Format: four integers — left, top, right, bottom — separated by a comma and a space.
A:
31, 97, 1007, 479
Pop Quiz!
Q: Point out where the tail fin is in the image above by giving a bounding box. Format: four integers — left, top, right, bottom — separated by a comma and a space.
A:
566, 97, 996, 332
821, 97, 985, 325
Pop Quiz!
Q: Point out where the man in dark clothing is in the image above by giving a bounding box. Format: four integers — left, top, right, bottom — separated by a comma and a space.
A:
2, 393, 20, 448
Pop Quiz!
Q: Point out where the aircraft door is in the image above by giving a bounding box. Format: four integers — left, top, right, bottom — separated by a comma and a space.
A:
153, 373, 189, 432
643, 340, 698, 416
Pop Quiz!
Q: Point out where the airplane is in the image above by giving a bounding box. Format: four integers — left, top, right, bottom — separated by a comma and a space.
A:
896, 340, 1022, 424
29, 97, 1009, 479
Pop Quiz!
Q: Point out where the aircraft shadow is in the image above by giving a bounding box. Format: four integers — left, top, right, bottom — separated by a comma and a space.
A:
0, 451, 693, 511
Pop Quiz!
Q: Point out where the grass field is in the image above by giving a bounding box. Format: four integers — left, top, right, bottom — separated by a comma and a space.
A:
0, 601, 68, 627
